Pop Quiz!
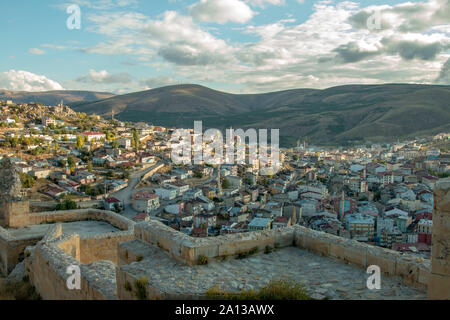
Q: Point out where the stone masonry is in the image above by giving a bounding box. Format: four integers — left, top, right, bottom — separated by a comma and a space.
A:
428, 178, 450, 299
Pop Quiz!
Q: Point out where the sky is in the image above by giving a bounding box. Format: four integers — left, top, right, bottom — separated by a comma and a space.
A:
0, 0, 449, 94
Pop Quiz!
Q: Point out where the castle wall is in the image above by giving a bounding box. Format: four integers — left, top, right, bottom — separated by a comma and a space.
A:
134, 220, 295, 265
133, 220, 430, 291
428, 178, 450, 299
293, 225, 430, 289
0, 209, 135, 276
1, 200, 30, 228
25, 225, 117, 300
80, 233, 134, 265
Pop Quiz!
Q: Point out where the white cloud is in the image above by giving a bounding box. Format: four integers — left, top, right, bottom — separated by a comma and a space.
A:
245, 0, 285, 8
76, 69, 132, 83
0, 70, 64, 92
190, 0, 255, 24
29, 48, 45, 55
76, 0, 450, 92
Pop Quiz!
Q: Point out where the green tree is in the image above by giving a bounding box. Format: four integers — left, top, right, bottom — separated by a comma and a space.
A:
76, 136, 85, 149
221, 178, 231, 189
132, 129, 140, 151
87, 161, 93, 172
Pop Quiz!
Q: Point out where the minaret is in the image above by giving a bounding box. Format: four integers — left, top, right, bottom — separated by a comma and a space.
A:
112, 110, 115, 121
217, 164, 222, 195
340, 190, 345, 222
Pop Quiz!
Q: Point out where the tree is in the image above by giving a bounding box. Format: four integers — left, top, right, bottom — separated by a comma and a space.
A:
56, 199, 77, 210
67, 156, 75, 173
87, 161, 93, 172
76, 135, 85, 149
221, 178, 231, 189
132, 129, 140, 151
20, 173, 35, 189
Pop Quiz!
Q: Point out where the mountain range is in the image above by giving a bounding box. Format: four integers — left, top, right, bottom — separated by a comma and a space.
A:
2, 84, 450, 147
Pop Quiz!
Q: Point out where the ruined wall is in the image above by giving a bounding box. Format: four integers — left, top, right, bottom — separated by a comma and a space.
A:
293, 225, 430, 289
134, 220, 295, 265
428, 178, 450, 299
0, 225, 42, 276
0, 209, 135, 276
1, 200, 30, 228
80, 233, 134, 265
25, 225, 117, 300
134, 220, 430, 290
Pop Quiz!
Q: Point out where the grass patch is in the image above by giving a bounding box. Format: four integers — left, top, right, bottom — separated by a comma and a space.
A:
264, 246, 273, 254
206, 279, 311, 300
134, 277, 148, 300
124, 282, 132, 292
0, 278, 41, 300
197, 255, 209, 265
236, 247, 259, 260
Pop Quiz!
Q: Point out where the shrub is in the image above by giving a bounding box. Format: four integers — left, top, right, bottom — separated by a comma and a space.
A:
134, 277, 148, 300
0, 279, 41, 300
124, 282, 132, 292
197, 255, 208, 265
206, 279, 311, 301
236, 247, 258, 260
136, 254, 144, 262
264, 246, 273, 254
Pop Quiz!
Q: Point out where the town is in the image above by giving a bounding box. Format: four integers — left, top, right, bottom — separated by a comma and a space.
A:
1, 98, 448, 260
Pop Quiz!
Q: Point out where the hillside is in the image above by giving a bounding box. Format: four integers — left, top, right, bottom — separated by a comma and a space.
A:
5, 84, 450, 146
70, 83, 450, 146
0, 90, 115, 106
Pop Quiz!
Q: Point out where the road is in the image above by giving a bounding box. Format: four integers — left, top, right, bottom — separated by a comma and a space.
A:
111, 163, 163, 220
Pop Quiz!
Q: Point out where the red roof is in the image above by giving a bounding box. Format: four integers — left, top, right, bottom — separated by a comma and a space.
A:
83, 132, 105, 136
105, 197, 121, 203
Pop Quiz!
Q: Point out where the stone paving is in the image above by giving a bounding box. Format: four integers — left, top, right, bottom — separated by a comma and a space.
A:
120, 243, 427, 300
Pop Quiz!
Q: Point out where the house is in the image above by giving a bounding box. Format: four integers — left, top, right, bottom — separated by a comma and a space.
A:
117, 138, 131, 149
82, 131, 106, 142
42, 116, 57, 127
422, 175, 439, 189
155, 188, 177, 200
248, 217, 272, 231
193, 213, 217, 229
416, 219, 433, 234
103, 197, 123, 211
163, 181, 190, 196
31, 167, 52, 179
44, 184, 68, 198
133, 212, 150, 222
131, 191, 160, 213
272, 216, 291, 229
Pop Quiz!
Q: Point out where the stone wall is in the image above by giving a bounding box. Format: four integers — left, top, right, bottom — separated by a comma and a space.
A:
80, 233, 134, 265
133, 220, 430, 290
0, 209, 135, 276
133, 220, 295, 265
1, 200, 30, 228
428, 178, 450, 299
25, 225, 116, 300
0, 225, 43, 276
293, 225, 430, 289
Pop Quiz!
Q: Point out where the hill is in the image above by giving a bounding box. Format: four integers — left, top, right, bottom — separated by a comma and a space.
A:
5, 84, 449, 147
71, 83, 450, 146
0, 90, 115, 106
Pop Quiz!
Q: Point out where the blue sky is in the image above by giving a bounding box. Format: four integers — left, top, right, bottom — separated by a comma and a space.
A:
0, 0, 449, 94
